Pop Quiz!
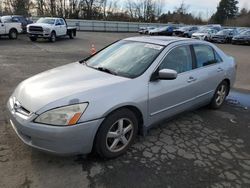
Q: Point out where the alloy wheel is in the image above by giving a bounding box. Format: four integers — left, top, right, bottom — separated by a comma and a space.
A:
106, 118, 134, 153
215, 84, 227, 106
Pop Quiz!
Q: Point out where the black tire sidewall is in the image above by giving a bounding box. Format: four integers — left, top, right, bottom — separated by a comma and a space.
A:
30, 37, 37, 41
95, 108, 138, 158
9, 29, 17, 39
50, 32, 56, 42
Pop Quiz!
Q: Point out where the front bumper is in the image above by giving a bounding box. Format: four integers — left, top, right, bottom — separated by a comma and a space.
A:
27, 32, 51, 38
7, 100, 104, 155
212, 37, 226, 43
232, 38, 250, 44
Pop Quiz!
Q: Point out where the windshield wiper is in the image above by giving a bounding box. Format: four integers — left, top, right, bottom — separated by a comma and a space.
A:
96, 67, 117, 75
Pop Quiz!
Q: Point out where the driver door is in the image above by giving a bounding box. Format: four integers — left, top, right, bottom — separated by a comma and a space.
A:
148, 45, 199, 125
54, 19, 62, 36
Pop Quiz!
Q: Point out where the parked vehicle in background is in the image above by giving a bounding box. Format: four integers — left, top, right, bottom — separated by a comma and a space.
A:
11, 15, 33, 33
202, 24, 222, 32
232, 30, 250, 45
7, 36, 236, 158
173, 26, 198, 37
149, 26, 177, 36
0, 16, 22, 39
192, 28, 218, 41
27, 17, 77, 42
211, 29, 238, 43
138, 27, 155, 34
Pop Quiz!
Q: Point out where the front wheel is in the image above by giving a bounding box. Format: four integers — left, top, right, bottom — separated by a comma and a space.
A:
95, 108, 138, 158
29, 37, 37, 42
69, 31, 74, 39
9, 29, 18, 39
49, 31, 56, 42
210, 81, 229, 109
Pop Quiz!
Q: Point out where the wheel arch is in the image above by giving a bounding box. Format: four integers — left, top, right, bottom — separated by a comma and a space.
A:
91, 104, 145, 154
102, 105, 144, 135
51, 30, 56, 35
9, 28, 18, 33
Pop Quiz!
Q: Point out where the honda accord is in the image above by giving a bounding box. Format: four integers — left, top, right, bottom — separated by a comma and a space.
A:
7, 36, 236, 158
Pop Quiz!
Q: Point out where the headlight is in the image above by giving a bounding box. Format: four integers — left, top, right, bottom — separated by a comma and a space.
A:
44, 27, 50, 33
35, 103, 88, 126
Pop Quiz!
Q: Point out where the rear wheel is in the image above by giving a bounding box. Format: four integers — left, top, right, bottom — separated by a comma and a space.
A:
210, 81, 229, 109
9, 29, 18, 39
95, 108, 138, 158
49, 31, 56, 42
69, 31, 74, 39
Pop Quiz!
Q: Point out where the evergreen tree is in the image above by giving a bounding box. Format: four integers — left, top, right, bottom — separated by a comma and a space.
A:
11, 0, 31, 16
211, 0, 239, 24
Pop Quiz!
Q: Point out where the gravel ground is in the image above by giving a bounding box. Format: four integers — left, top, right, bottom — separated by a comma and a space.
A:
0, 32, 250, 188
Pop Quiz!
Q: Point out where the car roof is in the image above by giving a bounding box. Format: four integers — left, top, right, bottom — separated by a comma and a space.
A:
124, 36, 195, 46
43, 17, 61, 19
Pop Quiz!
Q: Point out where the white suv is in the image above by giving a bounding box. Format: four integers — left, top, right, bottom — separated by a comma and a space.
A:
0, 16, 22, 39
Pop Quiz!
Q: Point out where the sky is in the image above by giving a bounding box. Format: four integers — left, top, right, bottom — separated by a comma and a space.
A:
163, 0, 250, 20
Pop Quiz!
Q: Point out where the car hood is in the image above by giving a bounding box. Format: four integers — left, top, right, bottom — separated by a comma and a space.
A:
214, 34, 226, 37
193, 32, 206, 36
150, 28, 160, 32
13, 62, 129, 113
234, 34, 250, 39
27, 23, 53, 28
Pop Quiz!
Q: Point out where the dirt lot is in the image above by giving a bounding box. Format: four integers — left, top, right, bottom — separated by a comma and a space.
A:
0, 32, 250, 188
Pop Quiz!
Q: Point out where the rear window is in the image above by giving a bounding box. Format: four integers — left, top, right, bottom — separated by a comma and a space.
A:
193, 45, 218, 68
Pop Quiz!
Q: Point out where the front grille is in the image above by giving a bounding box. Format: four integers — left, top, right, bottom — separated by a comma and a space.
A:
29, 26, 43, 32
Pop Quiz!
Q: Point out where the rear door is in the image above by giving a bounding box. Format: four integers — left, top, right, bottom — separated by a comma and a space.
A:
148, 44, 200, 124
190, 44, 225, 103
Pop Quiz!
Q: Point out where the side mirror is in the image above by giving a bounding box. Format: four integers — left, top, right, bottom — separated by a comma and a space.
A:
158, 69, 177, 80
151, 69, 177, 81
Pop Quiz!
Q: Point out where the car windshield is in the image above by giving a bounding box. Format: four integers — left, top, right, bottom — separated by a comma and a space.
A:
36, 18, 55, 25
217, 30, 231, 35
180, 26, 191, 31
240, 30, 250, 36
86, 40, 163, 78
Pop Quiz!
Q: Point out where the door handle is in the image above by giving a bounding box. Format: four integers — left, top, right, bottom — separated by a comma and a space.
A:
217, 67, 224, 72
187, 76, 197, 83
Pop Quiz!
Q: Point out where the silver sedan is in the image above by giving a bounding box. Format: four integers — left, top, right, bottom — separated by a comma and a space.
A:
7, 36, 236, 158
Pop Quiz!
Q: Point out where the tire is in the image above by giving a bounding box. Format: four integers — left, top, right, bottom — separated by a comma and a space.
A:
9, 29, 18, 39
225, 38, 230, 43
95, 108, 138, 158
69, 31, 74, 39
210, 81, 229, 109
49, 31, 56, 42
29, 37, 37, 42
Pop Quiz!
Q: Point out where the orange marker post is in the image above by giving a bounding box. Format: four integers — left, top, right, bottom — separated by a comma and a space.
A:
91, 44, 96, 55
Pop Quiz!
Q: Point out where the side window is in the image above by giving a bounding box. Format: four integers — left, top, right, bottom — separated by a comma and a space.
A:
55, 19, 61, 25
59, 19, 65, 25
214, 50, 223, 63
159, 45, 193, 74
12, 18, 19, 23
193, 45, 217, 68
